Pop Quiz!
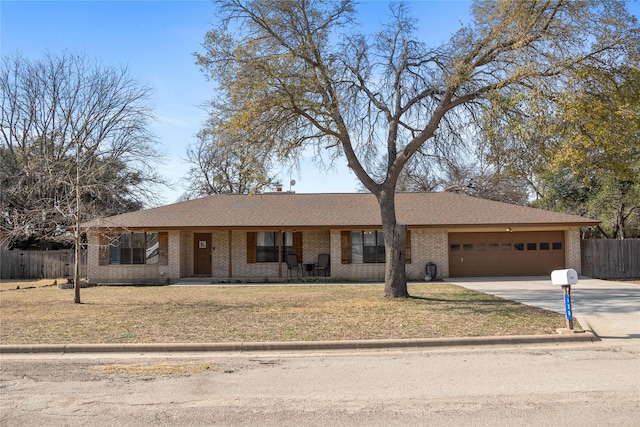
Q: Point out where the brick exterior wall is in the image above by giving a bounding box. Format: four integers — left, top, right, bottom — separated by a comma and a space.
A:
179, 231, 189, 278
302, 230, 331, 265
86, 233, 100, 283
86, 232, 161, 284
328, 229, 449, 281
209, 231, 227, 277
230, 230, 279, 279
163, 231, 181, 282
565, 227, 582, 274
329, 229, 385, 279
211, 229, 333, 280
87, 227, 582, 283
408, 229, 449, 279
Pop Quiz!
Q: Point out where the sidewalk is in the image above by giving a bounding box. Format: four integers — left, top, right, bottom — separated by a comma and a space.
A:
446, 277, 640, 340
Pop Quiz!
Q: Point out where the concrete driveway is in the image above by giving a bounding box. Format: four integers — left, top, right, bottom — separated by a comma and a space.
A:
444, 276, 640, 341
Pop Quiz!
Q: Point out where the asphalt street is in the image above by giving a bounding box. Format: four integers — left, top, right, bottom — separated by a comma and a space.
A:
1, 342, 639, 426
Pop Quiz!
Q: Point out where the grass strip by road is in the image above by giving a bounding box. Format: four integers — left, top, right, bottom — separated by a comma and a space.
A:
0, 282, 567, 345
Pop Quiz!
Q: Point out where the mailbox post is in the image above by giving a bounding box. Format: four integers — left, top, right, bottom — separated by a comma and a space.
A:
551, 269, 578, 330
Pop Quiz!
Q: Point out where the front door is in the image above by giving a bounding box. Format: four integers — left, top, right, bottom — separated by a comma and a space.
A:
194, 233, 212, 275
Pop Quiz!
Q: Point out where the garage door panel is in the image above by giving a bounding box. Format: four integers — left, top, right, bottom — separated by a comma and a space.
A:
449, 232, 565, 277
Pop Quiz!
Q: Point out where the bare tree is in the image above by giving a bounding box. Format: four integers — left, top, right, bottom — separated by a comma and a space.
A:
183, 117, 275, 198
196, 0, 639, 297
385, 152, 530, 206
1, 52, 163, 303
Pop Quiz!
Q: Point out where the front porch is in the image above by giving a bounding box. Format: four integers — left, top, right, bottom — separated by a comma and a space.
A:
86, 227, 449, 285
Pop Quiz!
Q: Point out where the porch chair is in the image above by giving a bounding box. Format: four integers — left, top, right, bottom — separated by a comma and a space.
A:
313, 253, 330, 277
285, 254, 303, 278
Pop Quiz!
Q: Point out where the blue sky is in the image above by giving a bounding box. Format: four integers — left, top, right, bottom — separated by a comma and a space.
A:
2, 1, 637, 204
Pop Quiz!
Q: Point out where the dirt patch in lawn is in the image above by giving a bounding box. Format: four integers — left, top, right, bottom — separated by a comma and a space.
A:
0, 283, 567, 344
0, 278, 65, 291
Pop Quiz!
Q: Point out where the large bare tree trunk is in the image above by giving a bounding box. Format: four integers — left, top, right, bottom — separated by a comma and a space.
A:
378, 189, 409, 298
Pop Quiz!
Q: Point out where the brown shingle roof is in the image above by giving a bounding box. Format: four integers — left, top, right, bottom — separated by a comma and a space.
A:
83, 192, 599, 229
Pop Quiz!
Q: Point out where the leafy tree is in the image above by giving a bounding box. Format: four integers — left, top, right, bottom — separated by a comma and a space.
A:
479, 91, 558, 200
1, 52, 162, 302
537, 66, 640, 238
483, 64, 640, 238
536, 169, 639, 238
196, 0, 638, 297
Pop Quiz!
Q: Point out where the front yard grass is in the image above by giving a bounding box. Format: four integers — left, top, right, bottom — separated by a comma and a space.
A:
0, 283, 567, 345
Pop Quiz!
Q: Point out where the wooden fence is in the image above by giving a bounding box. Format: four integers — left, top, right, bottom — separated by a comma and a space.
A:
581, 239, 640, 279
0, 249, 87, 280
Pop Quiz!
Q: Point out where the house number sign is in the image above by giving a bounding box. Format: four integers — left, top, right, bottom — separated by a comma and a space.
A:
199, 241, 207, 249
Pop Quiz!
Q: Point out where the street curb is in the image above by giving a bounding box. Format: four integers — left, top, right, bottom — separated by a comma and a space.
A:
0, 332, 598, 354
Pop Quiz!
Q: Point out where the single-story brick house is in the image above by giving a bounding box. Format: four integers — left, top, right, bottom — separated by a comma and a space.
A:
82, 192, 598, 284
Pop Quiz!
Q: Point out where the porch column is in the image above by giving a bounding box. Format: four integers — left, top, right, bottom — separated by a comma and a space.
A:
228, 230, 233, 278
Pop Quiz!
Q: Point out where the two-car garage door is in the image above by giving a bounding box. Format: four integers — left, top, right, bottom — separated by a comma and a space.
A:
448, 231, 566, 277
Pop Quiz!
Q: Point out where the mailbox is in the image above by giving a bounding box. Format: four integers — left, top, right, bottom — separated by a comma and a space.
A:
551, 269, 578, 331
551, 269, 578, 286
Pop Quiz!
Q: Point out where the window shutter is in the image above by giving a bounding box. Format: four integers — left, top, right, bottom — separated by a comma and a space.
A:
405, 230, 412, 264
246, 232, 256, 263
158, 232, 169, 266
98, 234, 109, 266
293, 231, 303, 260
341, 231, 351, 264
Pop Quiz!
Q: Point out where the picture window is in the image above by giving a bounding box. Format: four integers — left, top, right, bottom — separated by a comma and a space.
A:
256, 231, 293, 263
109, 232, 160, 265
352, 230, 385, 263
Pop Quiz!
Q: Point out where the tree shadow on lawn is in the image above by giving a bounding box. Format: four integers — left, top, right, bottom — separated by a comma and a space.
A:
408, 294, 557, 316
408, 295, 508, 304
